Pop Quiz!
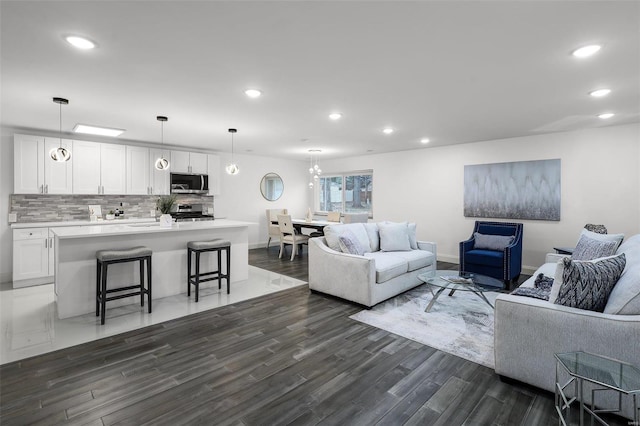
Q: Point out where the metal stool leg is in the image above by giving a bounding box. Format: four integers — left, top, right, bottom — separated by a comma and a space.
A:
226, 246, 231, 294
101, 262, 108, 325
187, 247, 192, 296
139, 258, 145, 307
96, 259, 101, 317
195, 251, 200, 303
147, 256, 152, 313
217, 248, 222, 290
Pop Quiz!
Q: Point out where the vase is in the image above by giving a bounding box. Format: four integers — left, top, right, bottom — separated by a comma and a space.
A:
159, 214, 173, 228
305, 207, 312, 222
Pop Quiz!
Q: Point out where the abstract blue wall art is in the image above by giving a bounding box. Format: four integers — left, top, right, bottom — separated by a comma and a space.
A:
464, 159, 561, 221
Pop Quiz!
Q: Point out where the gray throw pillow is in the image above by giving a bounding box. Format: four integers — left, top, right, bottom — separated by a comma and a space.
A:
572, 234, 618, 261
378, 222, 411, 252
473, 232, 514, 251
554, 254, 626, 312
338, 230, 365, 256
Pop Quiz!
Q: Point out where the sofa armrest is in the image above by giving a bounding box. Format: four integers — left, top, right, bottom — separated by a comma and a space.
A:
545, 253, 569, 264
308, 238, 377, 306
494, 293, 640, 420
417, 240, 437, 260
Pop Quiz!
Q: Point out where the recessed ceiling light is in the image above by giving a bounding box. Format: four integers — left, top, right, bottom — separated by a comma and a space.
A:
420, 138, 430, 144
65, 36, 96, 50
73, 124, 125, 137
597, 113, 615, 119
244, 89, 262, 98
382, 127, 394, 134
572, 44, 601, 58
589, 89, 611, 97
329, 113, 342, 120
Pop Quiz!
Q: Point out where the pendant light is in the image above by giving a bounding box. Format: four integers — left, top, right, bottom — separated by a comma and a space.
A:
154, 116, 170, 170
226, 128, 239, 175
50, 97, 71, 162
308, 149, 322, 182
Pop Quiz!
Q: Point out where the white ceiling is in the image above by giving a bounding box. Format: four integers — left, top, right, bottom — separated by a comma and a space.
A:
1, 1, 639, 160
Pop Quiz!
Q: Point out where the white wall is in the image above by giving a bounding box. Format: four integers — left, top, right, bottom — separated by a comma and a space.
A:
0, 127, 311, 283
320, 124, 640, 273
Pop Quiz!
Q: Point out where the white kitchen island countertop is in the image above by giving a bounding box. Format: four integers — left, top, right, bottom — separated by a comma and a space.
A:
51, 219, 254, 239
11, 217, 156, 229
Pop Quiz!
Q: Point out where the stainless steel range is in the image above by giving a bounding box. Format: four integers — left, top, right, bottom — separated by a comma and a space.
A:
170, 203, 214, 222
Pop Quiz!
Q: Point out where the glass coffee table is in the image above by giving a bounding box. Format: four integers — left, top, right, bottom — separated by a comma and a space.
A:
417, 270, 505, 312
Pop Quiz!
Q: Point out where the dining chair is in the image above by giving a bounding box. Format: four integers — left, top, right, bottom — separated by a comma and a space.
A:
266, 208, 286, 249
327, 211, 341, 222
277, 214, 310, 261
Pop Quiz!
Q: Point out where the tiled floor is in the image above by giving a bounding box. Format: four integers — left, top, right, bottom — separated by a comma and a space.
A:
0, 266, 306, 365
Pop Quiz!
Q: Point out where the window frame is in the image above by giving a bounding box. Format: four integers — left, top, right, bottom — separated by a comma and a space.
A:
314, 170, 373, 218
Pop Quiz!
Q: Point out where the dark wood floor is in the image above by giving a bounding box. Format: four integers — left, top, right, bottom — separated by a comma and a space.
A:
0, 248, 627, 425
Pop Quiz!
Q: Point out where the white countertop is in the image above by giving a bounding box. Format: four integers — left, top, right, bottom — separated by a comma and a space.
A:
11, 218, 156, 229
51, 219, 255, 239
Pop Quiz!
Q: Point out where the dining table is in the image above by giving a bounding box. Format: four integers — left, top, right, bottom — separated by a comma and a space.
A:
291, 218, 334, 235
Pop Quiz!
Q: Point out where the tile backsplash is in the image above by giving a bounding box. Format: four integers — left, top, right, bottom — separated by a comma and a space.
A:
10, 194, 214, 223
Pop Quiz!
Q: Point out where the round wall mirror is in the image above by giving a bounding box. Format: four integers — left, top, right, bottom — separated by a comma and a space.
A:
260, 173, 284, 201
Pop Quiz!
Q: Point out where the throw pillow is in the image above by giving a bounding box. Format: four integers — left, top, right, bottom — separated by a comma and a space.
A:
603, 234, 640, 315
576, 229, 624, 249
408, 223, 418, 250
554, 254, 626, 312
378, 222, 411, 252
511, 287, 551, 301
572, 234, 618, 261
473, 232, 515, 251
364, 223, 380, 252
338, 230, 365, 256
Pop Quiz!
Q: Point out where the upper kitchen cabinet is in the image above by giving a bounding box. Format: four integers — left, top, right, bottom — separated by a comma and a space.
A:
171, 150, 207, 174
72, 141, 126, 194
149, 148, 171, 195
207, 154, 221, 195
126, 145, 150, 195
14, 134, 73, 194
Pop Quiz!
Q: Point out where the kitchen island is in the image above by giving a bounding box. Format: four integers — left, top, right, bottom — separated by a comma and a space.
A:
52, 219, 253, 319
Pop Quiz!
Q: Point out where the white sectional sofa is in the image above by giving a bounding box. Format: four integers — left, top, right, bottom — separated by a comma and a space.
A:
308, 222, 437, 307
494, 233, 640, 420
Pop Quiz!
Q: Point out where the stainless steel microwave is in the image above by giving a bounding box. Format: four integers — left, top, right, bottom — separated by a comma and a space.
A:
170, 173, 209, 194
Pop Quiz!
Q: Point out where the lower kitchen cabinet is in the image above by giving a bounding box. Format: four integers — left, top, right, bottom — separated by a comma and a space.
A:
12, 227, 52, 287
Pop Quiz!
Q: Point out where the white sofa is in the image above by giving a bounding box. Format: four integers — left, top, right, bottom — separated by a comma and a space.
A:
308, 222, 437, 307
494, 234, 640, 420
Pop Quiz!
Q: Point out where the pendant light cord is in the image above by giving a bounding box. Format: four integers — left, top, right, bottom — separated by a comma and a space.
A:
59, 101, 63, 148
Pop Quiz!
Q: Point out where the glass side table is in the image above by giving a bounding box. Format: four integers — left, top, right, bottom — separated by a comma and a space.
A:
555, 351, 640, 426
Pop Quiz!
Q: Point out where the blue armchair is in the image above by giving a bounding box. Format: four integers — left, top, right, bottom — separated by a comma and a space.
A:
459, 221, 523, 289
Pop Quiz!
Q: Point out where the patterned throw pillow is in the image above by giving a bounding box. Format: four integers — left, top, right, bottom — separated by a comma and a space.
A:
338, 230, 365, 256
554, 254, 626, 312
511, 273, 553, 300
572, 234, 618, 261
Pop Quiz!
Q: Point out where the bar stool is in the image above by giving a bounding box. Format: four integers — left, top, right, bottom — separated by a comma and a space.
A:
96, 246, 152, 325
187, 239, 231, 302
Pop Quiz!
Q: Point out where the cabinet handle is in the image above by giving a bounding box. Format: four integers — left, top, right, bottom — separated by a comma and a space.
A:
40, 185, 44, 193
45, 184, 48, 193
45, 238, 48, 248
50, 237, 53, 248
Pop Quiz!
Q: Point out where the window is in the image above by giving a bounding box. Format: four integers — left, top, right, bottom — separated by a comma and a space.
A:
317, 171, 373, 216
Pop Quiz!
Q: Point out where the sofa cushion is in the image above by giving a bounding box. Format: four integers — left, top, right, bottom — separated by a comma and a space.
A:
387, 250, 435, 272
379, 222, 411, 251
554, 254, 626, 312
408, 223, 418, 250
464, 249, 504, 268
338, 230, 365, 256
572, 234, 618, 261
363, 223, 380, 252
324, 223, 372, 253
474, 232, 514, 251
363, 252, 409, 283
605, 234, 640, 314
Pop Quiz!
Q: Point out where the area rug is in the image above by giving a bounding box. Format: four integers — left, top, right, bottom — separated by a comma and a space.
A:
349, 284, 498, 368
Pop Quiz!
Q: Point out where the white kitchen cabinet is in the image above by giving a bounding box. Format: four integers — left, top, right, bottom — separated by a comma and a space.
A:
14, 134, 73, 194
12, 228, 51, 287
100, 144, 126, 194
126, 146, 150, 195
149, 149, 171, 195
207, 154, 221, 195
72, 140, 102, 194
72, 141, 126, 194
171, 150, 208, 174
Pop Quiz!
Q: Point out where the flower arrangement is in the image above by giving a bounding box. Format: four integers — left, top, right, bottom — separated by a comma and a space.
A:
156, 195, 177, 215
